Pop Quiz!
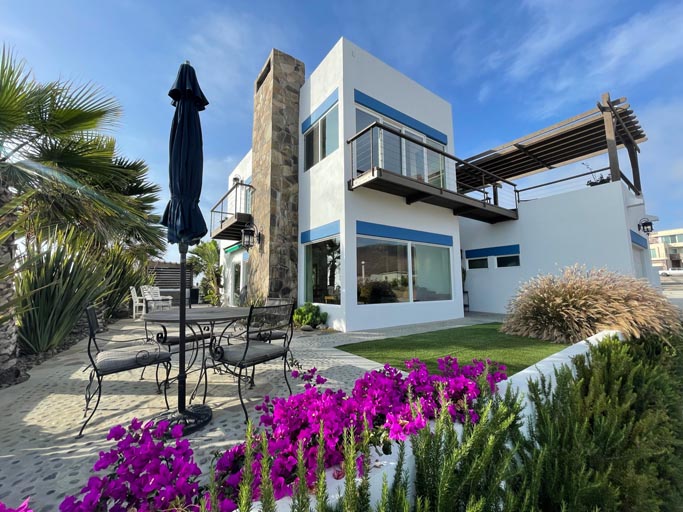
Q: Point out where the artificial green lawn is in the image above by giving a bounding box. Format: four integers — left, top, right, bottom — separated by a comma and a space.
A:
338, 323, 565, 376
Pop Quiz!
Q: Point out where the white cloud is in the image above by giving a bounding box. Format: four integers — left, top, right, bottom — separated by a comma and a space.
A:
506, 0, 616, 81
477, 82, 492, 103
184, 12, 293, 115
525, 1, 683, 117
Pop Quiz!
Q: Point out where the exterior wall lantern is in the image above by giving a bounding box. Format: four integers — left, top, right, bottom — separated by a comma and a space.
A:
638, 218, 654, 235
241, 223, 261, 250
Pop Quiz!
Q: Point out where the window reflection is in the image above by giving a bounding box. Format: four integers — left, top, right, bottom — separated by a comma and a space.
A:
305, 237, 341, 304
357, 237, 409, 304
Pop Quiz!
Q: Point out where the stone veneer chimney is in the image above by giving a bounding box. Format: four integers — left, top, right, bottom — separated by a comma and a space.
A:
248, 49, 305, 301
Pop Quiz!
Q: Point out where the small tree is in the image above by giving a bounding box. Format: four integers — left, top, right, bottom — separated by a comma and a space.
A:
188, 240, 222, 306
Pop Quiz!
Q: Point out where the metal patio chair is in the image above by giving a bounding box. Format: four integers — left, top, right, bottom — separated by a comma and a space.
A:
78, 306, 172, 437
198, 302, 296, 421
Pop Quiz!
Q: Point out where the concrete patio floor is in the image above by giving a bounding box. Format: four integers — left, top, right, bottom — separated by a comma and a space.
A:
0, 312, 502, 511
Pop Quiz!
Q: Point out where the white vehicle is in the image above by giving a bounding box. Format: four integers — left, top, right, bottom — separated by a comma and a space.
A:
659, 268, 683, 276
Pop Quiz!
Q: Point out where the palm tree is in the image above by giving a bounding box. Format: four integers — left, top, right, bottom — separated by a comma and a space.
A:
188, 240, 222, 306
0, 47, 164, 383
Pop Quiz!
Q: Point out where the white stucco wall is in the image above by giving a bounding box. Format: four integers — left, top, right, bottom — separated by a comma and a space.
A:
296, 38, 464, 331
460, 181, 656, 314
218, 150, 253, 305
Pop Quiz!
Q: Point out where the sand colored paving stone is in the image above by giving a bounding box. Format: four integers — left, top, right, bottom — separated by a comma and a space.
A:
0, 312, 501, 511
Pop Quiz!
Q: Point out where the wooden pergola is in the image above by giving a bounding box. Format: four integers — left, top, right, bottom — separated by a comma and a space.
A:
457, 93, 647, 195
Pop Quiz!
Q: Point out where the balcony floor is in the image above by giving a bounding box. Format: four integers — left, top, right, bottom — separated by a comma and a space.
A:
348, 168, 518, 224
211, 213, 252, 240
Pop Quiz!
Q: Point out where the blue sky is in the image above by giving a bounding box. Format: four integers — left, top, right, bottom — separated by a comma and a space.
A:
3, 0, 683, 260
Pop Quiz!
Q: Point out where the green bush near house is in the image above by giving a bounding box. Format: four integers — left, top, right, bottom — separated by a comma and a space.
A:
502, 265, 682, 343
293, 302, 328, 328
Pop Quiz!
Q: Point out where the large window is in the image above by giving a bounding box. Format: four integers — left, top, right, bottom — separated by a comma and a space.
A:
304, 237, 341, 304
357, 237, 452, 304
354, 107, 447, 189
357, 238, 409, 304
412, 244, 452, 301
305, 105, 339, 171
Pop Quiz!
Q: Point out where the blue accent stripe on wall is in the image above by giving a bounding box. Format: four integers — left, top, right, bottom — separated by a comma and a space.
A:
356, 221, 453, 246
301, 220, 340, 244
301, 89, 339, 134
354, 90, 448, 145
630, 230, 648, 249
465, 244, 520, 259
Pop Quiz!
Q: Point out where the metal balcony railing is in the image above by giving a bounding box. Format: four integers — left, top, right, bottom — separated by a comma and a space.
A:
209, 181, 254, 235
347, 122, 518, 211
514, 166, 641, 201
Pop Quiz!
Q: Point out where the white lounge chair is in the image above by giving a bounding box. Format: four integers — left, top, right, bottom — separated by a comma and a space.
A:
140, 285, 173, 312
130, 286, 146, 319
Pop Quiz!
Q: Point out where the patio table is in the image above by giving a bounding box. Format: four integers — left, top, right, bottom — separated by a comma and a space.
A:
143, 306, 251, 432
144, 307, 250, 369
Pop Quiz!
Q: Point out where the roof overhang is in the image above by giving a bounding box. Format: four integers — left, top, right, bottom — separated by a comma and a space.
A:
457, 96, 647, 189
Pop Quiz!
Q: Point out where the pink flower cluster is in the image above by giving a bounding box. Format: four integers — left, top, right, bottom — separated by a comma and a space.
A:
59, 419, 201, 512
213, 357, 507, 505
53, 357, 506, 512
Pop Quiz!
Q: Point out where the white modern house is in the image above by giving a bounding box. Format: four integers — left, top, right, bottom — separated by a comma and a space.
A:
210, 37, 657, 332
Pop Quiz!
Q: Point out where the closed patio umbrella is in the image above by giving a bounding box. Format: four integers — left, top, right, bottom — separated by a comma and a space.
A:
160, 60, 210, 433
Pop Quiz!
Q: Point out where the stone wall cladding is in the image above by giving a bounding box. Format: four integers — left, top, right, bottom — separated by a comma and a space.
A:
248, 49, 304, 302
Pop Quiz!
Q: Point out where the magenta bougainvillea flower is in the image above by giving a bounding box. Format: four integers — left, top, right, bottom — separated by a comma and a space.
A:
57, 357, 506, 511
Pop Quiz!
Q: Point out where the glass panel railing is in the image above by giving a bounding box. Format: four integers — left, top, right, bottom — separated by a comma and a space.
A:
348, 122, 518, 211
209, 182, 254, 234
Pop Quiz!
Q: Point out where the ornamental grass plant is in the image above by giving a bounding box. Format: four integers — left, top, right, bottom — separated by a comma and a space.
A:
501, 265, 682, 343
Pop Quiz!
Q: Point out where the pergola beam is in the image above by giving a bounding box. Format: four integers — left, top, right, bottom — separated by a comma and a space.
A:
600, 92, 622, 183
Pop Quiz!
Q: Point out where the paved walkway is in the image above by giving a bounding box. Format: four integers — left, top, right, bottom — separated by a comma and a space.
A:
0, 312, 501, 511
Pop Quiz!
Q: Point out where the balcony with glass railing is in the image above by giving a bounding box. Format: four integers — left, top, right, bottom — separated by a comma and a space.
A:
347, 122, 518, 223
209, 181, 254, 240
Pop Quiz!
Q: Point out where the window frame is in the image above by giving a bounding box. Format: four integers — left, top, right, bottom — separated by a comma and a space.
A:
303, 235, 342, 306
355, 234, 453, 305
496, 254, 520, 268
467, 257, 489, 270
303, 104, 339, 172
354, 105, 446, 186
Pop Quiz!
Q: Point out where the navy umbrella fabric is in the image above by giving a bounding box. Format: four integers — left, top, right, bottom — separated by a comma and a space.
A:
160, 61, 210, 428
162, 61, 208, 244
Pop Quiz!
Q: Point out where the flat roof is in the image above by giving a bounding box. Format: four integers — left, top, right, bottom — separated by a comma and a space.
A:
456, 96, 646, 189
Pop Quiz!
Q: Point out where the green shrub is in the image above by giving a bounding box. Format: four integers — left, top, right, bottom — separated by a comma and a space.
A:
508, 336, 683, 511
293, 302, 328, 327
15, 234, 107, 354
412, 387, 524, 512
502, 265, 682, 343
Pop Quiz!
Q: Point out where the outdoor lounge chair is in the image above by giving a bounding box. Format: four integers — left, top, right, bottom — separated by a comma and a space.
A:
140, 285, 173, 312
130, 286, 146, 319
197, 302, 296, 421
78, 306, 172, 438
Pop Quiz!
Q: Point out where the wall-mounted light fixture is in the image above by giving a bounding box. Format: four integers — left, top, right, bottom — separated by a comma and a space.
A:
638, 217, 654, 235
241, 222, 262, 249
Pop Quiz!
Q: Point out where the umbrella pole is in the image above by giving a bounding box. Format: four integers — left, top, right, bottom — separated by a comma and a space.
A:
178, 242, 188, 413
151, 241, 211, 436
